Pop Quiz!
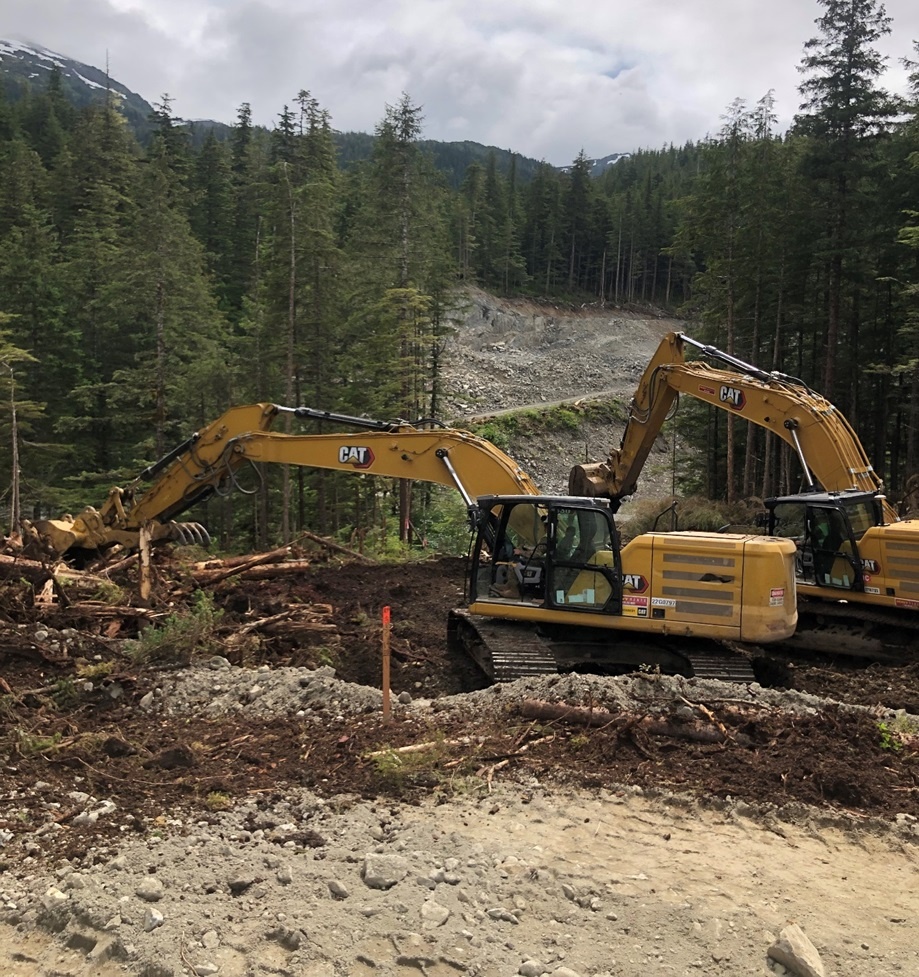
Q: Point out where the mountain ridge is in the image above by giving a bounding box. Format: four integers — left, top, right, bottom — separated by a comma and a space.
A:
0, 36, 157, 137
0, 36, 626, 181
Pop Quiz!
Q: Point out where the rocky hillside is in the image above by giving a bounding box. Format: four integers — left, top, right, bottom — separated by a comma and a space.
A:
441, 287, 685, 499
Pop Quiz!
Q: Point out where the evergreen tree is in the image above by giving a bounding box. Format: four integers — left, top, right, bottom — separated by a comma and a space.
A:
0, 321, 44, 532
56, 102, 141, 481
189, 130, 235, 308
561, 151, 596, 292
339, 93, 454, 541
455, 161, 483, 282
148, 94, 192, 188
109, 139, 229, 461
794, 0, 900, 403
522, 163, 564, 292
225, 103, 267, 321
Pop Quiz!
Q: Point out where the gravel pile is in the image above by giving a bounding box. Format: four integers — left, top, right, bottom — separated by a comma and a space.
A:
141, 658, 913, 730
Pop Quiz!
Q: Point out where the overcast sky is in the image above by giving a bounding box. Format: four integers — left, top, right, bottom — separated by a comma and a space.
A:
3, 0, 919, 165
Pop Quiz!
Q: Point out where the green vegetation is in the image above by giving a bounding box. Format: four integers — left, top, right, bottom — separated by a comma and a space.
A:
11, 728, 63, 757
90, 582, 130, 606
366, 741, 448, 788
878, 715, 919, 751
619, 495, 766, 538
204, 791, 234, 812
126, 591, 224, 665
469, 399, 626, 456
364, 728, 489, 795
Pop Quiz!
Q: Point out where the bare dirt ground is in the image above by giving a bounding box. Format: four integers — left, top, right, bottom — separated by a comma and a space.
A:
2, 291, 919, 977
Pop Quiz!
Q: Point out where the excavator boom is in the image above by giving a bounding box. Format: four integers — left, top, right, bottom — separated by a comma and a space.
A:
27, 403, 540, 557
569, 331, 886, 513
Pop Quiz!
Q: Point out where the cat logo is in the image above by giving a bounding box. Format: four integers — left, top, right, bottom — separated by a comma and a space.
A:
719, 385, 746, 410
622, 573, 648, 592
861, 558, 880, 574
338, 446, 375, 469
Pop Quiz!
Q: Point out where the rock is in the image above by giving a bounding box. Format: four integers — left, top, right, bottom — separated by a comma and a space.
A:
420, 899, 450, 928
767, 923, 826, 977
227, 875, 257, 896
519, 960, 548, 976
328, 879, 349, 900
143, 907, 164, 932
40, 886, 68, 909
267, 924, 303, 950
362, 853, 409, 890
486, 907, 520, 924
136, 877, 165, 902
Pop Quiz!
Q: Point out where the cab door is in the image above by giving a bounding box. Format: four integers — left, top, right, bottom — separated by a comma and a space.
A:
771, 501, 862, 591
545, 505, 622, 613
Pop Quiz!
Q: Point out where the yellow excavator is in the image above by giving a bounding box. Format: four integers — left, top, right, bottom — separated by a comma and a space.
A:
25, 402, 797, 683
569, 332, 919, 659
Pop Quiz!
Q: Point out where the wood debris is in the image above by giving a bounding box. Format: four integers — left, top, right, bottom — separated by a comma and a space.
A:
0, 536, 351, 657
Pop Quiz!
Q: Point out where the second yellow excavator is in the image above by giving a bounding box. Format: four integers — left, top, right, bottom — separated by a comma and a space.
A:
569, 332, 919, 659
25, 402, 798, 683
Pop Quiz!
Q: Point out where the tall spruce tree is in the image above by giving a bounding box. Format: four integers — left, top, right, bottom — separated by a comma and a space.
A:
57, 103, 141, 483
340, 93, 453, 542
794, 0, 899, 404
110, 133, 229, 460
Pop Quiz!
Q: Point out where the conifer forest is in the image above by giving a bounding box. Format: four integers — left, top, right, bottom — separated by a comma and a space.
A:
0, 0, 918, 552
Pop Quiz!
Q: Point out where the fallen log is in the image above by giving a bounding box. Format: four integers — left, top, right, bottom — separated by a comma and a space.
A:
53, 602, 160, 621
191, 547, 294, 586
206, 560, 314, 582
191, 546, 291, 574
517, 699, 616, 727
517, 699, 728, 744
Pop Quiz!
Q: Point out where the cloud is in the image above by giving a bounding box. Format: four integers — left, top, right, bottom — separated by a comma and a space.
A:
3, 0, 917, 165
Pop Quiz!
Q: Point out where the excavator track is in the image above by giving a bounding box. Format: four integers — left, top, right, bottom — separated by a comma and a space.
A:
776, 599, 919, 662
682, 651, 755, 684
448, 610, 559, 682
447, 610, 756, 684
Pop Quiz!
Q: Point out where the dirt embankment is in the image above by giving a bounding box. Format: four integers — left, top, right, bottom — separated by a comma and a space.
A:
440, 288, 682, 499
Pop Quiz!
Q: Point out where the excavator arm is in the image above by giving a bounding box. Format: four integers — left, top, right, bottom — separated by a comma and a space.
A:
28, 403, 541, 558
569, 332, 895, 520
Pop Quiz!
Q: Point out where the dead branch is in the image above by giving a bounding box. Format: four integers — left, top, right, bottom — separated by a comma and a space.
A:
365, 737, 472, 757
230, 605, 335, 638
50, 601, 160, 621
298, 530, 376, 563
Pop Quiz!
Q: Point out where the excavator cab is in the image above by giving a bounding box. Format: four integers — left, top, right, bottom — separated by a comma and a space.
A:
764, 490, 883, 591
470, 496, 623, 613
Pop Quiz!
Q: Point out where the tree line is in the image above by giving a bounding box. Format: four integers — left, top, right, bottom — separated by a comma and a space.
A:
0, 0, 916, 551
